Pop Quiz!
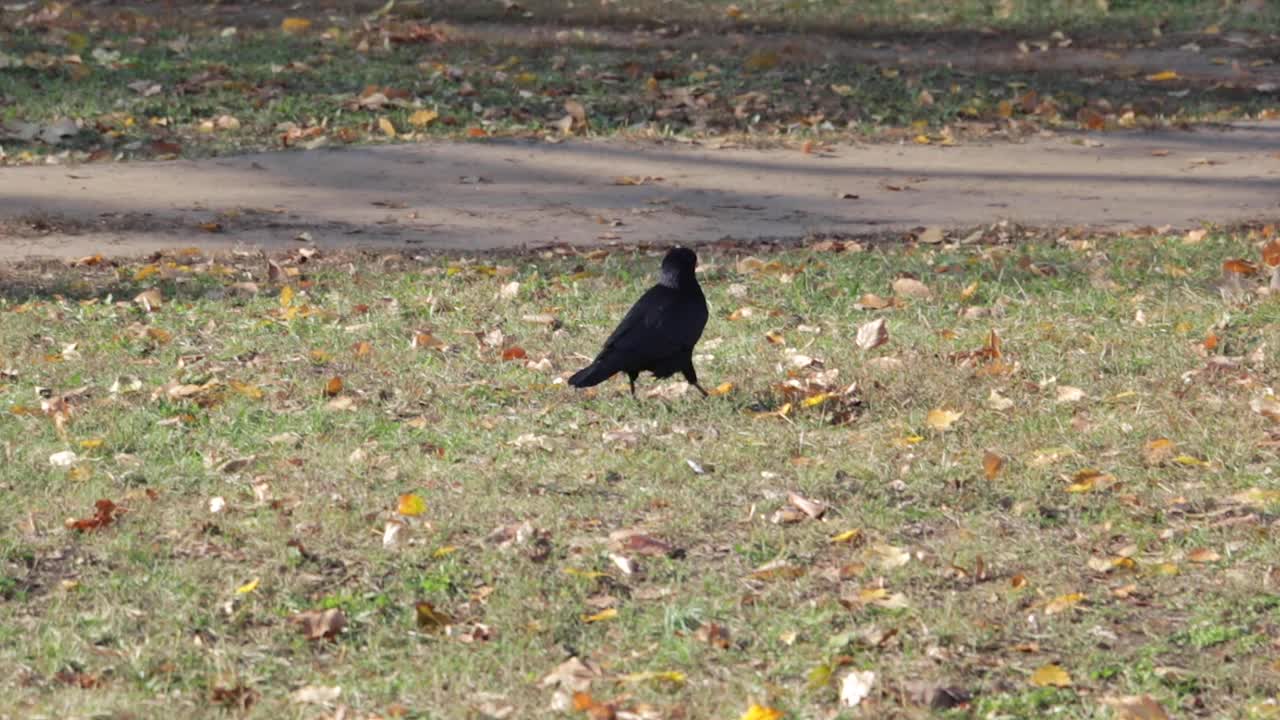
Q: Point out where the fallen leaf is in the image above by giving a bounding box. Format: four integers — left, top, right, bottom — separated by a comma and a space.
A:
787, 492, 827, 519
1031, 664, 1072, 688
281, 17, 313, 34
1103, 695, 1170, 720
983, 451, 1005, 480
324, 377, 343, 397
291, 608, 346, 641
1187, 548, 1220, 563
987, 389, 1014, 410
1043, 592, 1085, 614
1055, 385, 1086, 403
236, 578, 260, 594
892, 277, 932, 300
582, 607, 618, 623
398, 493, 427, 516
855, 318, 889, 350
926, 408, 963, 431
739, 704, 784, 720
866, 543, 910, 570
840, 670, 876, 707
65, 499, 118, 532
409, 109, 439, 128
855, 293, 893, 310
415, 601, 454, 631
1145, 70, 1180, 82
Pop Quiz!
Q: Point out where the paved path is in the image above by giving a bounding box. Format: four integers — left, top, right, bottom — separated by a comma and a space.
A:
1, 122, 1277, 260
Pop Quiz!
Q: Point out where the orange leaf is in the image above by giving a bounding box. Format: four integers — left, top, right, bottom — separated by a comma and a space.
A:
398, 493, 427, 516
1263, 240, 1280, 267
1223, 258, 1258, 275
467, 127, 488, 138
501, 346, 527, 361
324, 377, 343, 397
983, 451, 1005, 480
353, 341, 372, 357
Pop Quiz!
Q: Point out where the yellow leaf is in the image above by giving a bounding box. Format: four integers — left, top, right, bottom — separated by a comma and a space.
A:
620, 671, 686, 686
926, 408, 963, 431
893, 435, 924, 447
1154, 562, 1180, 576
415, 600, 453, 631
281, 17, 312, 34
582, 607, 618, 623
432, 545, 457, 558
229, 380, 264, 399
1231, 488, 1280, 508
709, 381, 735, 396
280, 285, 295, 308
79, 438, 105, 450
1172, 455, 1207, 467
744, 51, 779, 71
802, 392, 833, 408
378, 117, 397, 138
236, 577, 260, 594
806, 663, 834, 690
913, 134, 932, 145
830, 529, 863, 544
1043, 592, 1085, 614
408, 109, 439, 127
1030, 663, 1072, 688
133, 264, 159, 281
562, 567, 606, 579
740, 704, 784, 720
65, 32, 89, 53
397, 493, 427, 516
1145, 70, 1180, 82
960, 281, 979, 300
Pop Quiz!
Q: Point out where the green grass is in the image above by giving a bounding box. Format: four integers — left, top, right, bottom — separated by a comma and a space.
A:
431, 0, 1280, 35
0, 0, 1275, 164
3, 229, 1280, 717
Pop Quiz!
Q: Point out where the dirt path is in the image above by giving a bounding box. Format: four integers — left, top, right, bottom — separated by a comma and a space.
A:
2, 122, 1277, 260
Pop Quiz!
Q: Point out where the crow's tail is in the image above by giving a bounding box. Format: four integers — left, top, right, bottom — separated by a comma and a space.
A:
568, 356, 617, 388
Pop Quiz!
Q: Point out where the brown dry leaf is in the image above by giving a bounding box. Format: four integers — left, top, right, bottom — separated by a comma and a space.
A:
415, 601, 454, 632
926, 408, 963, 431
855, 293, 893, 310
1223, 258, 1259, 275
291, 608, 346, 641
787, 492, 827, 520
65, 499, 118, 532
1250, 395, 1280, 422
1187, 548, 1220, 563
1103, 695, 1170, 720
892, 277, 932, 300
1030, 664, 1072, 688
409, 109, 439, 128
609, 529, 678, 557
134, 288, 163, 312
1077, 107, 1106, 130
855, 318, 889, 350
1066, 468, 1113, 493
1142, 438, 1175, 465
1055, 385, 1086, 403
1263, 240, 1280, 268
983, 451, 1005, 480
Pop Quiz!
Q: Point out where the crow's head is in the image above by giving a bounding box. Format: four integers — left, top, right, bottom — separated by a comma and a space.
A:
658, 246, 699, 288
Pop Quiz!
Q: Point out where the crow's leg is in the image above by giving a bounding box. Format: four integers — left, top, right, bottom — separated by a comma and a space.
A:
681, 363, 710, 398
627, 372, 639, 398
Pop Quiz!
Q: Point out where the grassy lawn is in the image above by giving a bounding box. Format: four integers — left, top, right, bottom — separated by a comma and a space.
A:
1, 0, 1276, 164
4, 228, 1280, 717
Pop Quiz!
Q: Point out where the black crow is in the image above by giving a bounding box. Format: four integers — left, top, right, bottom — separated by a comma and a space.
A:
569, 247, 710, 398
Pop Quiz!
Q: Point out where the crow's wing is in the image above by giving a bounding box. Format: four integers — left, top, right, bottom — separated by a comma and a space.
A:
598, 284, 700, 360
